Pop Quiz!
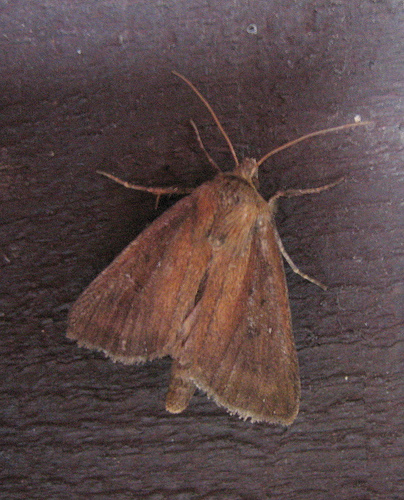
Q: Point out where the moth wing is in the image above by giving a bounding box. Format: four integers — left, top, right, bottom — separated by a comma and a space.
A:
174, 208, 300, 424
67, 183, 217, 363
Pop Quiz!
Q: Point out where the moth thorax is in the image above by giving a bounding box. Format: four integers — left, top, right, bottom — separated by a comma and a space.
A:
234, 158, 259, 189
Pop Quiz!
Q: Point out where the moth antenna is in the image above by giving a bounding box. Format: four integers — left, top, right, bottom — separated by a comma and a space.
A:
97, 171, 194, 196
256, 121, 373, 167
173, 70, 239, 168
190, 119, 221, 172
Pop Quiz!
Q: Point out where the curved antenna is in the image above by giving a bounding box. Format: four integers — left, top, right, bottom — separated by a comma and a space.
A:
256, 121, 372, 168
172, 71, 239, 168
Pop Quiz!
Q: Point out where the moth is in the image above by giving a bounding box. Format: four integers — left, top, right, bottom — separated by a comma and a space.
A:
67, 72, 369, 424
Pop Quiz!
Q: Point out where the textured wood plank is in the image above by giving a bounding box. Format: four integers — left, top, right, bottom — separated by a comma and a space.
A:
1, 1, 402, 499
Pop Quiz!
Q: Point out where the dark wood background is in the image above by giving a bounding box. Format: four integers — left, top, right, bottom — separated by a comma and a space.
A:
1, 1, 402, 499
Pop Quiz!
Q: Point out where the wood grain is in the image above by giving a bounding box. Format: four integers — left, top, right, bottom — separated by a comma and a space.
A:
1, 1, 402, 498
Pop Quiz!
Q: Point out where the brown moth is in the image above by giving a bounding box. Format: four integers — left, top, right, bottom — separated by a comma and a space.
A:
67, 72, 369, 424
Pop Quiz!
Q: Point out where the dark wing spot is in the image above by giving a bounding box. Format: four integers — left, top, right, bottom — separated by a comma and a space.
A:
194, 270, 209, 307
208, 232, 226, 248
247, 324, 261, 338
134, 280, 143, 293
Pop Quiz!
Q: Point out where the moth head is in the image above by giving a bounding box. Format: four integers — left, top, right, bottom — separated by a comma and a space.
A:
233, 158, 260, 190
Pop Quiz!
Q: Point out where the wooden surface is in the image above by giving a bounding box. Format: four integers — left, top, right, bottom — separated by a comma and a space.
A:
1, 1, 402, 499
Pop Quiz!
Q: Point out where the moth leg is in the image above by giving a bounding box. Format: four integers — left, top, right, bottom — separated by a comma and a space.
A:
269, 178, 344, 205
268, 178, 344, 289
274, 227, 327, 290
97, 171, 195, 195
165, 360, 196, 414
190, 119, 221, 173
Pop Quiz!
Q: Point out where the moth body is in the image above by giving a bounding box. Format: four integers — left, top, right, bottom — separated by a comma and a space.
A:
67, 159, 300, 424
67, 72, 361, 424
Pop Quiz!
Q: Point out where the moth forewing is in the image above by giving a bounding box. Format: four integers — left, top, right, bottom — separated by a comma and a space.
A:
67, 183, 215, 363
162, 171, 299, 424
